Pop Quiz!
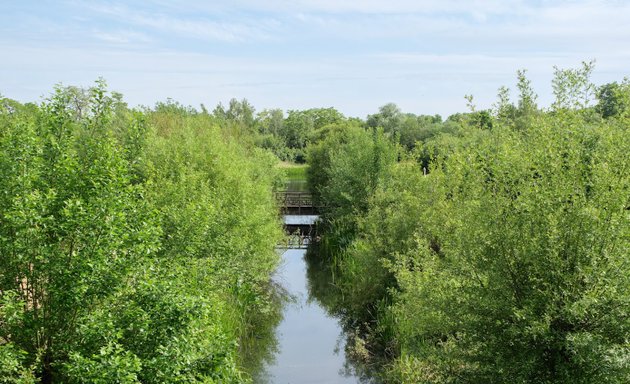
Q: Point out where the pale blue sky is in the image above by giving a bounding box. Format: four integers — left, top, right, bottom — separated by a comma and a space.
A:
2, 0, 629, 118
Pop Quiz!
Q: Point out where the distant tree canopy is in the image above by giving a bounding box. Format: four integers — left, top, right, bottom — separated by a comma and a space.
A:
597, 80, 630, 118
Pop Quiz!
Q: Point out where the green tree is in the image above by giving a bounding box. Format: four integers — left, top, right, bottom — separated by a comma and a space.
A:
0, 83, 285, 383
390, 113, 629, 383
226, 98, 256, 128
0, 82, 160, 382
552, 60, 597, 111
256, 108, 284, 136
280, 108, 345, 162
516, 69, 538, 115
367, 103, 403, 135
136, 106, 284, 382
307, 64, 630, 383
596, 80, 630, 118
306, 123, 399, 343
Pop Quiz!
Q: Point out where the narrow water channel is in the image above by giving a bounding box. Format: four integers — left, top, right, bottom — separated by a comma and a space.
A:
255, 247, 361, 383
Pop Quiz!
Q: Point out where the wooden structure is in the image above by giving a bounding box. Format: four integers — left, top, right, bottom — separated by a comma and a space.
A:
275, 191, 319, 215
275, 190, 321, 248
278, 216, 320, 249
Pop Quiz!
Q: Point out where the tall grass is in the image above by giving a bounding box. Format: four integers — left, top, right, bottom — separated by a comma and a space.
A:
277, 162, 308, 181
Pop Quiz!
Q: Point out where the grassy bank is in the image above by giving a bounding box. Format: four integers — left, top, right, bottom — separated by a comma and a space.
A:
277, 161, 309, 181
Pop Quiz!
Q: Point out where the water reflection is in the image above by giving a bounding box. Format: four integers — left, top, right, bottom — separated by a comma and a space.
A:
253, 248, 362, 384
240, 277, 288, 381
304, 247, 382, 384
285, 179, 309, 192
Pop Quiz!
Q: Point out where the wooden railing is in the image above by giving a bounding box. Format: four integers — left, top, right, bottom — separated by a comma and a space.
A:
275, 191, 318, 214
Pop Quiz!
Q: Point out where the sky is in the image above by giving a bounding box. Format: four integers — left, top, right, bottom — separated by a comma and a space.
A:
2, 0, 630, 118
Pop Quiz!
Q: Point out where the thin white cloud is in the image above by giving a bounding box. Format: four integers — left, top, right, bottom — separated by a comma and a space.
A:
83, 2, 280, 42
228, 0, 527, 15
64, 0, 630, 50
3, 0, 630, 118
285, 0, 630, 55
92, 30, 153, 45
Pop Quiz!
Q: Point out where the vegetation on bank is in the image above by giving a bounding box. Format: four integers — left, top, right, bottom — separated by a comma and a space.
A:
0, 83, 283, 382
276, 162, 309, 183
306, 63, 630, 383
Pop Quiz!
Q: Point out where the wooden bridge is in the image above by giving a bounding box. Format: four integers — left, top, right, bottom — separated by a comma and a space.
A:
275, 191, 320, 215
276, 190, 320, 248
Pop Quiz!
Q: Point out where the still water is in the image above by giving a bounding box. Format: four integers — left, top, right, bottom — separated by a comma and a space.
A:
285, 179, 309, 192
255, 248, 361, 384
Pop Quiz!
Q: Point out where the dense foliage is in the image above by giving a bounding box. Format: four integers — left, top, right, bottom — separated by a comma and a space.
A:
307, 67, 630, 383
1, 64, 628, 383
213, 98, 348, 163
0, 82, 283, 382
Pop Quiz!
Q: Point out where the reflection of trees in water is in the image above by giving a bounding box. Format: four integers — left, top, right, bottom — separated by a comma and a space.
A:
240, 279, 292, 383
285, 233, 312, 248
304, 246, 384, 384
244, 244, 383, 383
304, 245, 343, 316
285, 179, 309, 192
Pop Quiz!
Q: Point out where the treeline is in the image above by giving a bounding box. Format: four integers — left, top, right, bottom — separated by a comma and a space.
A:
306, 63, 630, 383
199, 96, 456, 164
0, 81, 283, 382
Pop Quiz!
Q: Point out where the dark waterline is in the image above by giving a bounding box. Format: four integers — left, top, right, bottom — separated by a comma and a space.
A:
255, 248, 361, 384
